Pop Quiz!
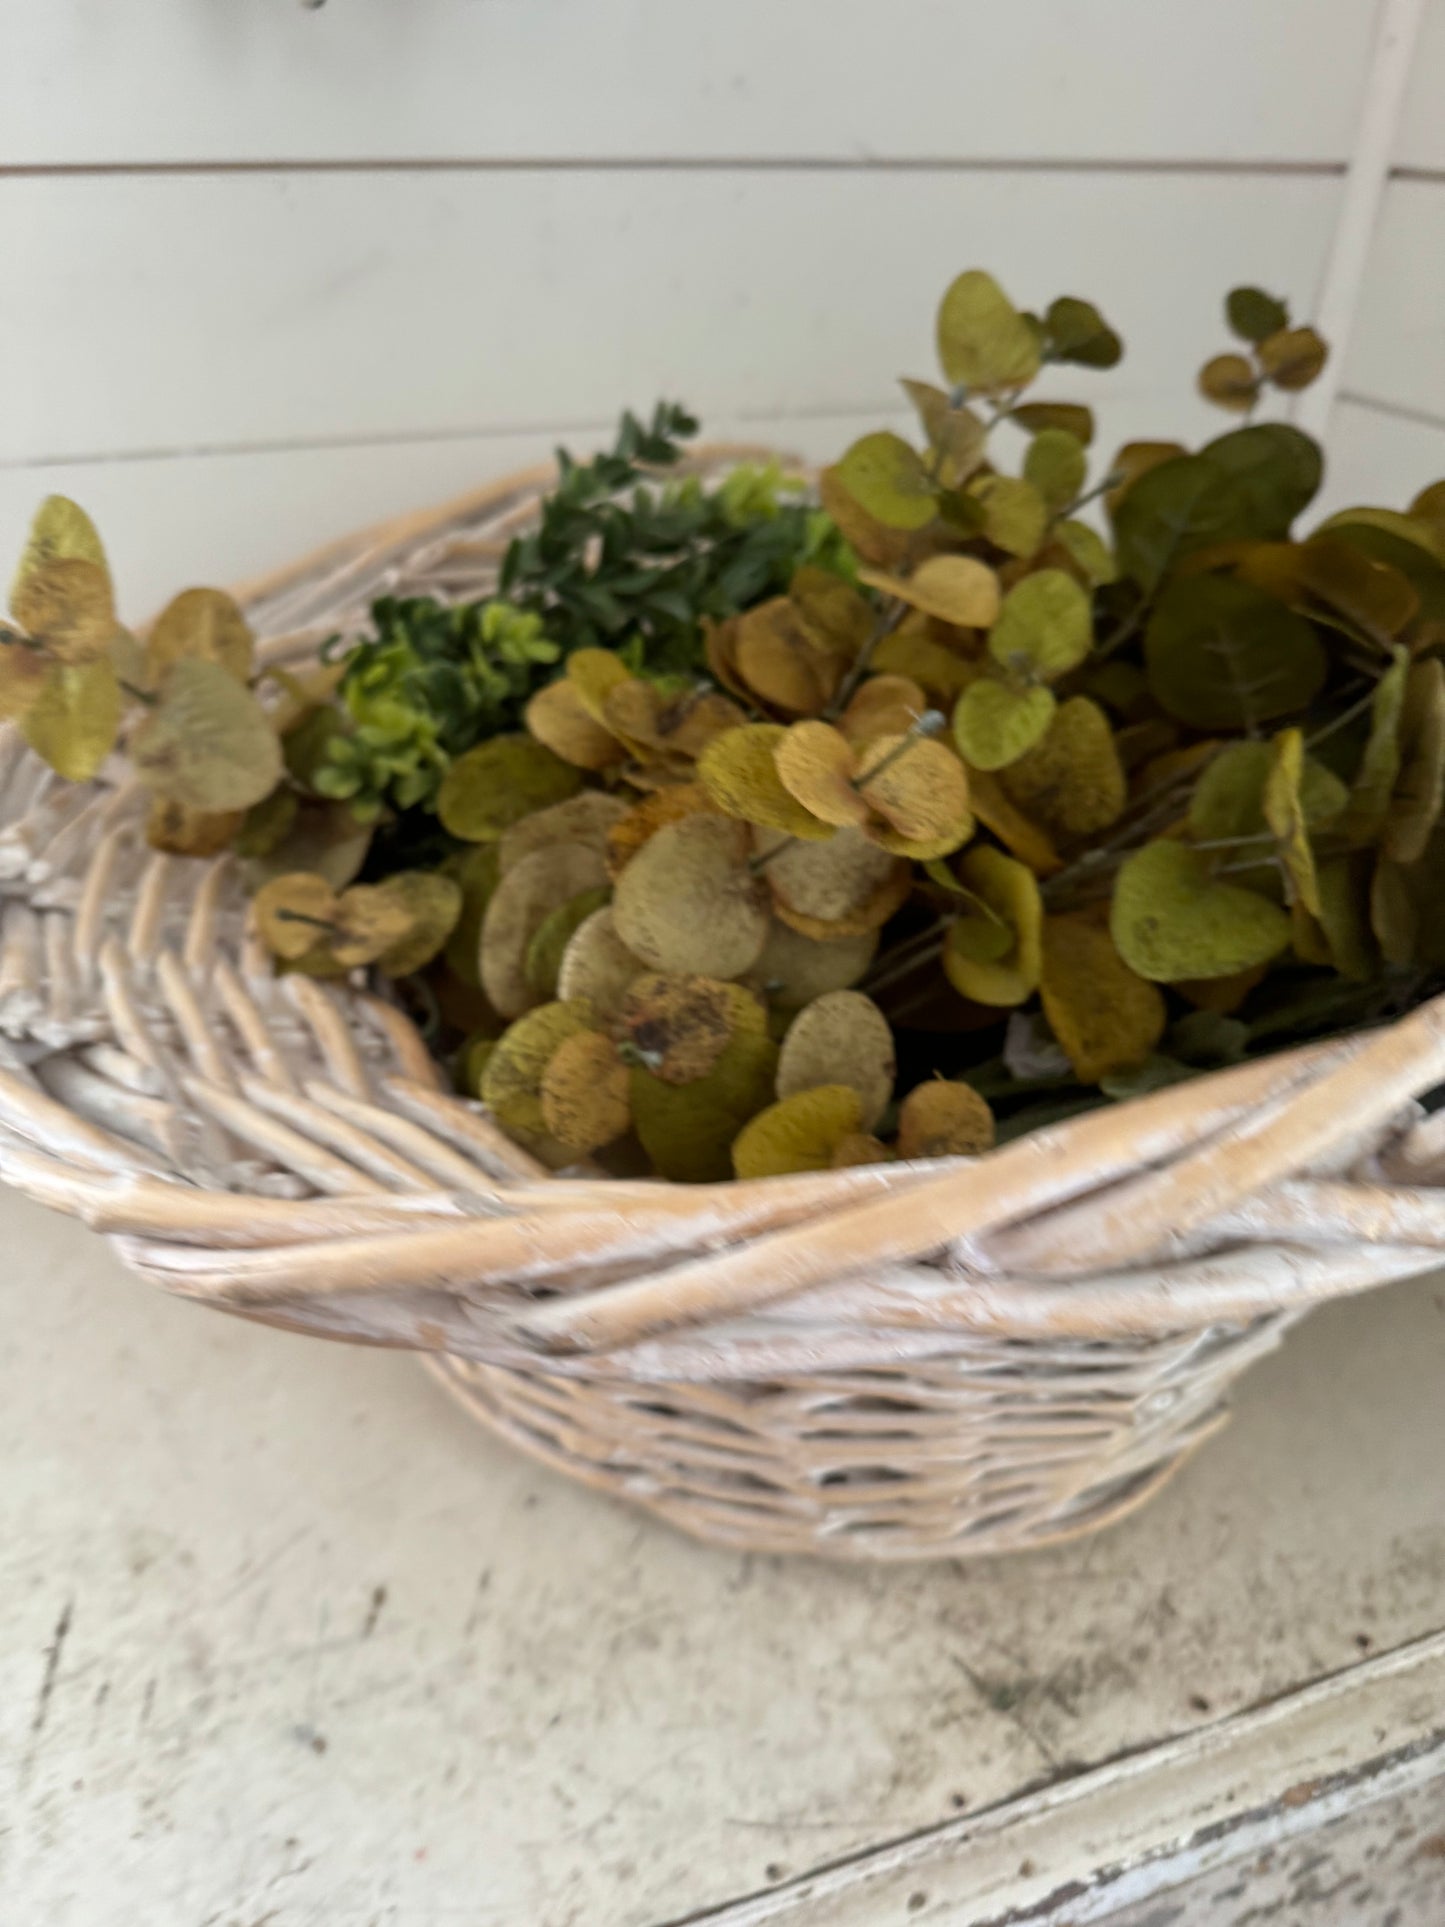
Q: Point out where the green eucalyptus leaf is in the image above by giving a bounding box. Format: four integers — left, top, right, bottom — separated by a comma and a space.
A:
1144, 574, 1326, 729
836, 432, 939, 532
988, 569, 1093, 681
936, 270, 1042, 394
1110, 840, 1291, 982
1226, 286, 1289, 343
952, 679, 1056, 771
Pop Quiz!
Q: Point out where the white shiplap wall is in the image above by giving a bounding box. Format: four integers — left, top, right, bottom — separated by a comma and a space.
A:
3, 0, 1440, 612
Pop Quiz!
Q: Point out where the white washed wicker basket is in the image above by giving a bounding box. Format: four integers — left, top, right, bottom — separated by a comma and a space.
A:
2, 452, 1444, 1561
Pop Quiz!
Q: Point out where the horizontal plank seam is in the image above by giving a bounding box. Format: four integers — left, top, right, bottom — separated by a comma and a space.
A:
0, 156, 1351, 180
1336, 388, 1445, 432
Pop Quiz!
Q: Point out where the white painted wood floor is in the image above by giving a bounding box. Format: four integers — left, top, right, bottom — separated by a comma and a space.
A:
2, 1188, 1444, 1926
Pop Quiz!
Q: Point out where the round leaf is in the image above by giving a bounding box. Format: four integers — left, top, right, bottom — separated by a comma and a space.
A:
482, 844, 609, 1019
613, 815, 770, 979
969, 475, 1049, 559
857, 554, 1001, 628
1022, 429, 1087, 512
20, 658, 122, 782
372, 871, 464, 978
999, 696, 1125, 837
1041, 916, 1166, 1083
1143, 574, 1326, 728
1198, 353, 1259, 413
540, 1030, 631, 1154
775, 989, 894, 1130
437, 735, 582, 842
895, 1080, 994, 1159
953, 679, 1055, 771
1045, 295, 1122, 369
1226, 286, 1289, 343
11, 496, 107, 610
732, 1085, 865, 1180
988, 568, 1092, 681
631, 1029, 779, 1183
700, 723, 840, 838
941, 845, 1043, 1006
130, 658, 283, 811
835, 432, 938, 532
1110, 840, 1291, 982
936, 269, 1042, 394
1257, 326, 1328, 392
146, 588, 254, 684
253, 873, 340, 962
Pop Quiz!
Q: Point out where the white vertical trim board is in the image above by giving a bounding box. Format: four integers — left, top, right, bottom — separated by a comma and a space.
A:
1294, 0, 1427, 440
0, 1, 1379, 168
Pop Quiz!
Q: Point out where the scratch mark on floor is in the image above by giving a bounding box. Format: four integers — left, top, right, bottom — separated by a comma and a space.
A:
362, 1584, 388, 1639
464, 1565, 492, 1637
29, 1598, 74, 1737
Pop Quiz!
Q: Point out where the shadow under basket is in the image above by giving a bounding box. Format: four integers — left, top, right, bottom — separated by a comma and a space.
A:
4, 454, 1445, 1562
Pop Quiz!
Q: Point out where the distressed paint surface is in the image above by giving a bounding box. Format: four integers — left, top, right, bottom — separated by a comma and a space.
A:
3, 1189, 1445, 1923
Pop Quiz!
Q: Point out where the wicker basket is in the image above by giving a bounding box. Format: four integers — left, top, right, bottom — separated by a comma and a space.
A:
3, 453, 1445, 1562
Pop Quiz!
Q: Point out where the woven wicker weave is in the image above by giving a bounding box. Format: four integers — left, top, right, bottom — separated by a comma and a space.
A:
3, 453, 1445, 1561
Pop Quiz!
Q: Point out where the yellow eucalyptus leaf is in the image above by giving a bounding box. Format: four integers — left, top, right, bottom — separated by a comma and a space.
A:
836, 432, 938, 533
1386, 658, 1445, 864
732, 1084, 866, 1180
1261, 727, 1320, 915
773, 720, 869, 829
498, 790, 630, 875
130, 657, 282, 811
764, 827, 912, 939
613, 814, 770, 980
11, 497, 108, 609
539, 1029, 631, 1154
999, 696, 1125, 838
566, 648, 634, 724
145, 796, 246, 857
146, 587, 255, 684
523, 884, 613, 1002
436, 734, 582, 842
619, 971, 764, 1085
0, 634, 52, 722
942, 846, 1043, 1007
1040, 915, 1167, 1083
952, 678, 1055, 772
970, 475, 1049, 559
20, 657, 122, 781
936, 269, 1042, 395
988, 569, 1092, 681
1052, 519, 1117, 588
745, 919, 878, 1009
858, 554, 1001, 629
481, 1001, 595, 1158
831, 1132, 895, 1168
525, 678, 625, 770
10, 558, 115, 664
481, 844, 609, 1019
1110, 841, 1291, 982
253, 873, 340, 962
556, 905, 646, 1021
855, 733, 973, 857
1022, 428, 1087, 511
605, 783, 717, 878
371, 871, 463, 977
699, 723, 838, 838
895, 1079, 995, 1159
1012, 402, 1095, 446
871, 628, 980, 703
837, 674, 928, 748
775, 989, 895, 1130
898, 379, 988, 487
964, 767, 1063, 875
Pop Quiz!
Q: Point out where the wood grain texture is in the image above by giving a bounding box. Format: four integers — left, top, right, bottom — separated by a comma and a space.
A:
0, 0, 1377, 167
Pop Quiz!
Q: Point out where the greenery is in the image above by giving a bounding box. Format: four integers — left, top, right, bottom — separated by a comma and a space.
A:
7, 269, 1445, 1182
